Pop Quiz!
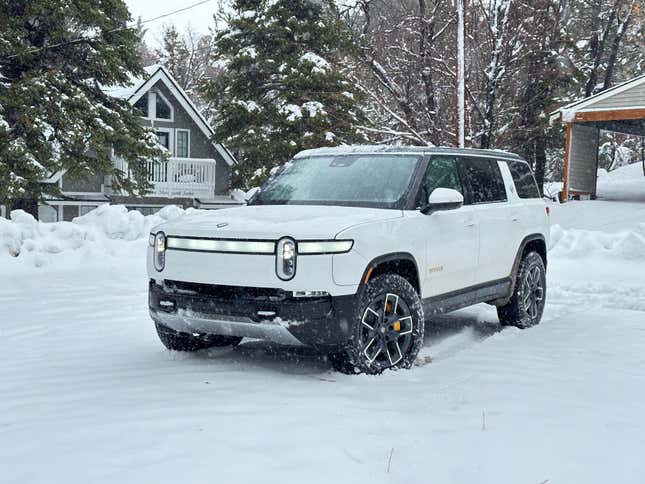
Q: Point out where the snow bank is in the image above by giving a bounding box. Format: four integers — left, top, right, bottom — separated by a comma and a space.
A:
0, 204, 189, 272
550, 223, 645, 260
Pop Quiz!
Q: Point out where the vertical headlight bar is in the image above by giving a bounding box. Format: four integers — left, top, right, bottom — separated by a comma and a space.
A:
154, 232, 166, 272
276, 237, 296, 280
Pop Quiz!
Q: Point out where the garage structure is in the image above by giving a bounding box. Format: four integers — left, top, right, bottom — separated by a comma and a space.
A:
552, 74, 645, 202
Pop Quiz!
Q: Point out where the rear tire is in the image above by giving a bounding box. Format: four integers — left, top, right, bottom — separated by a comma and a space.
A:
497, 251, 546, 329
155, 322, 243, 351
331, 274, 424, 375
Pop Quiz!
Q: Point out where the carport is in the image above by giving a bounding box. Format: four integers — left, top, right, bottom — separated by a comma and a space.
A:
552, 74, 645, 202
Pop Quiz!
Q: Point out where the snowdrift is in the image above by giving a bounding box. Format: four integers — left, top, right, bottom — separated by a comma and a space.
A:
550, 223, 645, 260
0, 204, 189, 272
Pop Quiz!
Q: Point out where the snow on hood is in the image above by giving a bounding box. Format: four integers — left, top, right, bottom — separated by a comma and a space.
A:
154, 204, 403, 240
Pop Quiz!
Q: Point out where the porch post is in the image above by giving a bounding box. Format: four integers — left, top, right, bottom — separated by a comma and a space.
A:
561, 122, 572, 203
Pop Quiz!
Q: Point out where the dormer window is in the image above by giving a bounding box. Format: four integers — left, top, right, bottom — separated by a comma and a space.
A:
133, 89, 174, 121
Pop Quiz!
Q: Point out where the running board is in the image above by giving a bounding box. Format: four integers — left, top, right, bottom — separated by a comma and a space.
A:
423, 278, 512, 316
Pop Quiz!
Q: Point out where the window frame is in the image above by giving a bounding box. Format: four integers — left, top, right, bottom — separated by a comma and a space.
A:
155, 127, 174, 156
175, 129, 190, 158
134, 90, 175, 122
457, 156, 508, 205
412, 154, 465, 209
506, 159, 541, 199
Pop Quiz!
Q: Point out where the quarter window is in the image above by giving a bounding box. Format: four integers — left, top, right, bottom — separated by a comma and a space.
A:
460, 157, 507, 204
507, 160, 540, 198
416, 156, 463, 207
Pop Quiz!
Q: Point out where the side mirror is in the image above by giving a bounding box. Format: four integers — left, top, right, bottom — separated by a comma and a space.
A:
421, 188, 464, 214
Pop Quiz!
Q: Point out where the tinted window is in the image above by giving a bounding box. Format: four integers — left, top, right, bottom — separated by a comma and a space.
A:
460, 157, 507, 204
507, 160, 540, 198
415, 156, 463, 207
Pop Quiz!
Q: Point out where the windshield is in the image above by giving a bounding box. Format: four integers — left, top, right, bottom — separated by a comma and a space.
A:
250, 154, 421, 208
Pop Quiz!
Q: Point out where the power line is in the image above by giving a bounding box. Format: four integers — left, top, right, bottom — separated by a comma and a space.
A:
6, 0, 214, 60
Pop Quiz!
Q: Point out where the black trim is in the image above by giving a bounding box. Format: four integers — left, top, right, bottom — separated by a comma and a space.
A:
149, 280, 355, 347
360, 252, 421, 296
423, 277, 512, 315
507, 233, 547, 297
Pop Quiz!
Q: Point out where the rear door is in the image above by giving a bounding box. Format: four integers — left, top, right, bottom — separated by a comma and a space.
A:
458, 156, 515, 284
413, 155, 478, 297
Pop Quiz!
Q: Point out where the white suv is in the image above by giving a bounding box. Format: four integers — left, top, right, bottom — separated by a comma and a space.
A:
148, 146, 549, 374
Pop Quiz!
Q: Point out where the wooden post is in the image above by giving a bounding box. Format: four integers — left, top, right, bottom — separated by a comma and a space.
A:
561, 122, 572, 203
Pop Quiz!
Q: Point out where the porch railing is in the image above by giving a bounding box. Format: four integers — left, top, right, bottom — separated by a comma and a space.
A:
113, 157, 217, 199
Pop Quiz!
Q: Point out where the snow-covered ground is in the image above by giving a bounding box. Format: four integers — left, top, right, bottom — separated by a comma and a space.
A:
2, 164, 645, 483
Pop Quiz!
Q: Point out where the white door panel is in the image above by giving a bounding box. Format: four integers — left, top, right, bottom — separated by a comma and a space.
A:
412, 207, 478, 297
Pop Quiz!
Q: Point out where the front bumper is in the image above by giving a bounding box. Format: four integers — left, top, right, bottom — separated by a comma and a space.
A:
148, 280, 356, 348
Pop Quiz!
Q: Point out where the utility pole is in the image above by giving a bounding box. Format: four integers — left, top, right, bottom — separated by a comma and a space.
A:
456, 0, 465, 148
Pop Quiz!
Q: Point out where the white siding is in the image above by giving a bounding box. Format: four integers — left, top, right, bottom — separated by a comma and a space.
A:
583, 82, 645, 111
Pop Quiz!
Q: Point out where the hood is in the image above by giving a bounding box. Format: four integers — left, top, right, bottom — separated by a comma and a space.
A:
155, 205, 403, 240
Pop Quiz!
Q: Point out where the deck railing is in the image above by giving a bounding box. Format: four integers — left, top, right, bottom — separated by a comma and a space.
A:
113, 157, 217, 199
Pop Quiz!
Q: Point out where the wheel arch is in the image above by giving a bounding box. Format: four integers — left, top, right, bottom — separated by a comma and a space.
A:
360, 252, 422, 297
510, 234, 547, 291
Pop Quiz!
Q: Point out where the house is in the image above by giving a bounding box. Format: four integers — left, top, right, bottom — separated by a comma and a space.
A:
37, 65, 241, 222
550, 74, 645, 202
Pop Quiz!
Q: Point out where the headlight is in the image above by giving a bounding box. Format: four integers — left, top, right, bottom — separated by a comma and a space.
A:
276, 237, 296, 280
153, 232, 166, 272
297, 240, 353, 255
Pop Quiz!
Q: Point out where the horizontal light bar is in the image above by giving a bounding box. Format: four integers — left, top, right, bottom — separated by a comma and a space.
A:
297, 240, 353, 254
167, 237, 275, 254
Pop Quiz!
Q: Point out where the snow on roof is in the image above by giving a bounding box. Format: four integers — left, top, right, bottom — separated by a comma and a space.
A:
100, 65, 162, 100
294, 145, 523, 160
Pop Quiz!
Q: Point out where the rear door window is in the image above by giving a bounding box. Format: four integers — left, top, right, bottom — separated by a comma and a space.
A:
415, 156, 463, 207
459, 157, 507, 204
507, 160, 541, 198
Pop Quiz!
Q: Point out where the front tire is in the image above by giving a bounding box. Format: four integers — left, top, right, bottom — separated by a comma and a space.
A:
155, 322, 243, 351
331, 274, 424, 375
497, 251, 546, 328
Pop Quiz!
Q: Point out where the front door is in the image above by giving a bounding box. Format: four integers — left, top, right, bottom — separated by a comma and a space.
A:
414, 155, 478, 297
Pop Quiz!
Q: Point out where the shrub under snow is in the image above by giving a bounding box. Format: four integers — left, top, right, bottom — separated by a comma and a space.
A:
0, 204, 189, 271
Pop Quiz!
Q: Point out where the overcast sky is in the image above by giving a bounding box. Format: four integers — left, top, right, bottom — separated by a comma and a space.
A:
125, 0, 226, 46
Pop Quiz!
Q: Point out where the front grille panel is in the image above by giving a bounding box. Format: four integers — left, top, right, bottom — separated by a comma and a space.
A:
164, 280, 288, 302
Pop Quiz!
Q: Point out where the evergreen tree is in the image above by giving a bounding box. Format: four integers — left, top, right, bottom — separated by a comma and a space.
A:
204, 0, 367, 188
0, 1, 164, 212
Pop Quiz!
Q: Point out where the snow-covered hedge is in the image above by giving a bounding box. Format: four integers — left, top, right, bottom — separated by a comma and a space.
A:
0, 204, 189, 271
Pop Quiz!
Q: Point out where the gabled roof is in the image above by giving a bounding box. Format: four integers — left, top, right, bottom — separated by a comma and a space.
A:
101, 65, 235, 166
551, 74, 645, 123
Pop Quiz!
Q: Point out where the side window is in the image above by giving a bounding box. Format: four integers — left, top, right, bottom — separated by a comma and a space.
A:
507, 160, 540, 198
459, 157, 507, 204
415, 156, 463, 207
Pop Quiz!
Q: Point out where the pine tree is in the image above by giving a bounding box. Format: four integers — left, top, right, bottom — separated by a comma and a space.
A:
0, 0, 164, 212
203, 0, 367, 188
